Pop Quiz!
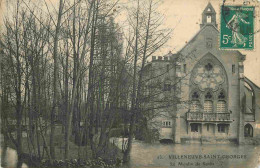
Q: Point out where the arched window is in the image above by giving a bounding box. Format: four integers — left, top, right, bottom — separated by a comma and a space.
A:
190, 101, 200, 112
244, 124, 253, 137
190, 92, 200, 112
204, 92, 213, 112
204, 101, 213, 112
217, 101, 226, 113
207, 15, 212, 23
217, 91, 226, 113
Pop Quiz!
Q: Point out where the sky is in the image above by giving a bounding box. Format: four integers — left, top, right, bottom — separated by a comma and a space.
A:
154, 0, 260, 86
0, 0, 259, 86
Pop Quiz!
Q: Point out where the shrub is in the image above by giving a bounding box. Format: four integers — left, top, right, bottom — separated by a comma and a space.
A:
109, 127, 128, 138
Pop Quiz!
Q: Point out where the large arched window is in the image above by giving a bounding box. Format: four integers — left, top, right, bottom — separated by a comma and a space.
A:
217, 91, 226, 113
190, 54, 228, 114
190, 91, 200, 112
204, 92, 213, 113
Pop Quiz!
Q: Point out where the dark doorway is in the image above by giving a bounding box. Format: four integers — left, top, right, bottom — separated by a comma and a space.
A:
160, 139, 173, 144
244, 124, 253, 137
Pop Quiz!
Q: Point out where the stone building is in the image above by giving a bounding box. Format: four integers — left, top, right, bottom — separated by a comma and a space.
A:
143, 3, 260, 144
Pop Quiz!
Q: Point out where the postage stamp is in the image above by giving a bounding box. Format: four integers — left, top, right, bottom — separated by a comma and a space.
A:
220, 5, 255, 50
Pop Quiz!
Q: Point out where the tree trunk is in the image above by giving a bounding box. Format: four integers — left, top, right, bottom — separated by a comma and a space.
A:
123, 0, 140, 163
50, 0, 64, 160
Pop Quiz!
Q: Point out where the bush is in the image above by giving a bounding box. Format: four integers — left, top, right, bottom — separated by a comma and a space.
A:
144, 128, 159, 143
135, 127, 159, 143
109, 127, 128, 137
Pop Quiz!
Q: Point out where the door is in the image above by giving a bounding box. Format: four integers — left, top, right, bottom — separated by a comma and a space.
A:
244, 124, 253, 137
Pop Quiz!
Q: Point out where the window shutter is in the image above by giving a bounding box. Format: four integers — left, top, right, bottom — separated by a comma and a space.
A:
190, 101, 199, 112
217, 100, 226, 113
204, 101, 213, 112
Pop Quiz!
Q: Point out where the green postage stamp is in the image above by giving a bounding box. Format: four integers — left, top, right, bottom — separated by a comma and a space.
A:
220, 6, 254, 50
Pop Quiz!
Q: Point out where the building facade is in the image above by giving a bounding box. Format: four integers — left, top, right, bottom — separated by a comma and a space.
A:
144, 3, 260, 144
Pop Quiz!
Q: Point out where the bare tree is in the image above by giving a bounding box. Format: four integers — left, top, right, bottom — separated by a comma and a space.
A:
122, 0, 172, 163
0, 0, 171, 166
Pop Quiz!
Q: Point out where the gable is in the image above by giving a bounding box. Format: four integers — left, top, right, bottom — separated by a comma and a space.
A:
178, 24, 218, 54
203, 3, 216, 14
177, 25, 245, 62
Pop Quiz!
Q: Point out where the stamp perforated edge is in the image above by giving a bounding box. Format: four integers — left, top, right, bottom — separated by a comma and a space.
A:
218, 1, 259, 51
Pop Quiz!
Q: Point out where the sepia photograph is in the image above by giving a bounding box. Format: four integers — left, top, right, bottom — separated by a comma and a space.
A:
0, 0, 260, 167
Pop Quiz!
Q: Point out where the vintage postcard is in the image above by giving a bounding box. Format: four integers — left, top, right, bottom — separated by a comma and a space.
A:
0, 0, 260, 168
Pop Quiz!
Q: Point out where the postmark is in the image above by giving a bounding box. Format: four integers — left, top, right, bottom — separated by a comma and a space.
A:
220, 5, 255, 50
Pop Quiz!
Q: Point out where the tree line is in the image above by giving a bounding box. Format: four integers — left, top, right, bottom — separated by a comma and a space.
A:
0, 0, 172, 167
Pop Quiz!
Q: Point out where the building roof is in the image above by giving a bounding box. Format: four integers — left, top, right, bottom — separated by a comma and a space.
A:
176, 8, 244, 58
203, 2, 216, 14
245, 76, 260, 90
177, 24, 218, 54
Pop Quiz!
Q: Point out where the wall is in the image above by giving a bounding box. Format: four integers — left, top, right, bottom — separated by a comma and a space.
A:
176, 24, 245, 143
